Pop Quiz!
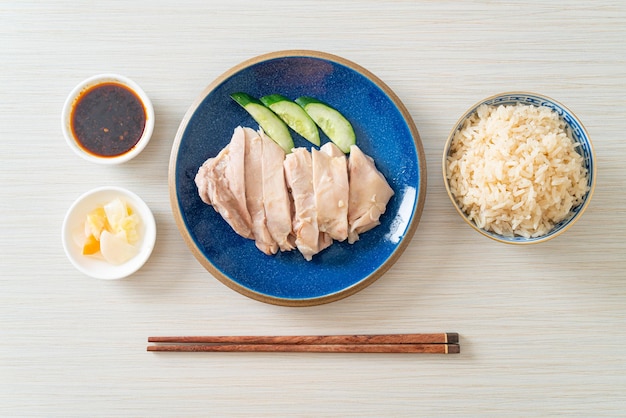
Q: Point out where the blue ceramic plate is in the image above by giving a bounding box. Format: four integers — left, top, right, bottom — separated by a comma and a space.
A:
169, 50, 426, 306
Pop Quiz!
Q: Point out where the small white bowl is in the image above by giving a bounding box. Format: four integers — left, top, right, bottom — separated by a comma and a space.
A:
61, 74, 155, 164
62, 186, 157, 279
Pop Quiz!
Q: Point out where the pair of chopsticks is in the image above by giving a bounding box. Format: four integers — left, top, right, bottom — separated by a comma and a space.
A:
147, 333, 459, 354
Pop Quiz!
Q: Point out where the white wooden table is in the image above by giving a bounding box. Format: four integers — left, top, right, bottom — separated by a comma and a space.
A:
2, 1, 625, 416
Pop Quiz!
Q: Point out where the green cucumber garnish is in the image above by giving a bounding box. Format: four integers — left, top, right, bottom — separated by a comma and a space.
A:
295, 97, 355, 153
230, 92, 294, 153
260, 94, 320, 146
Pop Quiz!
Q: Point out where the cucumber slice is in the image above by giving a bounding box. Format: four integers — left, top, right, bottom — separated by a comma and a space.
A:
230, 92, 294, 153
260, 94, 321, 146
295, 97, 356, 153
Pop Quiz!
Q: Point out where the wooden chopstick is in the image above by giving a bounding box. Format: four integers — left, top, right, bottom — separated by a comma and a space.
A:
148, 333, 458, 345
147, 343, 459, 354
147, 333, 460, 354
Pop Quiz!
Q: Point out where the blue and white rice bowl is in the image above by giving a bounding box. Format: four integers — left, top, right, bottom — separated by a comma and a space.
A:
442, 92, 596, 244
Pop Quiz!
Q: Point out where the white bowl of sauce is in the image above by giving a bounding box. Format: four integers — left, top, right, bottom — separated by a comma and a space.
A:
62, 74, 154, 164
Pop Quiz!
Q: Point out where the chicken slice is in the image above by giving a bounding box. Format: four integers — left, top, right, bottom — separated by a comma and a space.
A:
194, 127, 253, 239
312, 142, 349, 241
225, 126, 249, 225
243, 127, 278, 255
195, 157, 213, 205
347, 144, 394, 243
260, 131, 295, 251
284, 147, 332, 260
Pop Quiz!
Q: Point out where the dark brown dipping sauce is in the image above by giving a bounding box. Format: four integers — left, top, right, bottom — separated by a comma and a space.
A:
71, 82, 146, 157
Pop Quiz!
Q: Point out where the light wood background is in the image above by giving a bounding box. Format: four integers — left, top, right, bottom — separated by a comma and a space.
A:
2, 1, 625, 416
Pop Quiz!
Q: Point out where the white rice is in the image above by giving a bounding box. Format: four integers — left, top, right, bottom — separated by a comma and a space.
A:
446, 103, 589, 238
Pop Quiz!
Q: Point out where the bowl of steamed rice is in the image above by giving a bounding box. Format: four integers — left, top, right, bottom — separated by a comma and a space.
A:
443, 92, 595, 244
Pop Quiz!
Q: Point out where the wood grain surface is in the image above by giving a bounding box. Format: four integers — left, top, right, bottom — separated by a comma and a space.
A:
1, 1, 625, 416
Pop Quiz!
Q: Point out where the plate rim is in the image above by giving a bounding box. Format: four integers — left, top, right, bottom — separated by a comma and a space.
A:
168, 49, 427, 306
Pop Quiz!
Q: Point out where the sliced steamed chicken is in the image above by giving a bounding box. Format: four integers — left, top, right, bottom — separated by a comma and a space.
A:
225, 126, 249, 222
284, 147, 332, 261
243, 128, 278, 255
194, 127, 253, 239
260, 131, 295, 251
195, 159, 212, 206
347, 144, 394, 243
195, 124, 395, 259
312, 142, 349, 242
